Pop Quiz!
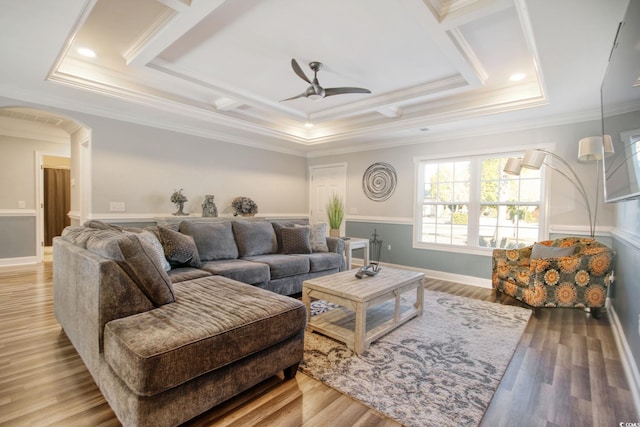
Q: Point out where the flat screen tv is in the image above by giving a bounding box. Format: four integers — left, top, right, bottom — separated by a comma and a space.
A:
601, 0, 640, 202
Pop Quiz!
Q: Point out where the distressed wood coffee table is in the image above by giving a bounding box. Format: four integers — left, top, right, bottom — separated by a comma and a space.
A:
302, 266, 424, 355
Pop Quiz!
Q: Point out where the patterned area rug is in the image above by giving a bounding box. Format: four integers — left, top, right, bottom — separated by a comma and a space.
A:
301, 290, 531, 427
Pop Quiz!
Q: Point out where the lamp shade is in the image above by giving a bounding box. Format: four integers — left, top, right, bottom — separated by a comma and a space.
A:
521, 150, 546, 169
578, 135, 615, 161
503, 158, 523, 175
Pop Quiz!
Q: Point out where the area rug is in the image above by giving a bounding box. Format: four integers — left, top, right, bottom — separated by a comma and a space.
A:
300, 290, 531, 427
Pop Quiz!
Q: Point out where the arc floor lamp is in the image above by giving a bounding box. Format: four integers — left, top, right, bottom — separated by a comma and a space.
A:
503, 136, 614, 238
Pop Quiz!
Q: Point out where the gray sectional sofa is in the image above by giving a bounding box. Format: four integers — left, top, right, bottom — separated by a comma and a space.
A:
53, 218, 345, 427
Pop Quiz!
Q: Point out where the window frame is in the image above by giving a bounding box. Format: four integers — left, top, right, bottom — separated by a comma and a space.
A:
413, 147, 550, 256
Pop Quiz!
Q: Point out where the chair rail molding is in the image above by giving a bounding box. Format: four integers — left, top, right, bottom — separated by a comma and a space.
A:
0, 209, 36, 216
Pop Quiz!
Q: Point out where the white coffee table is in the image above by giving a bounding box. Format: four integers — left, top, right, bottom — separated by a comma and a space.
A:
302, 266, 424, 355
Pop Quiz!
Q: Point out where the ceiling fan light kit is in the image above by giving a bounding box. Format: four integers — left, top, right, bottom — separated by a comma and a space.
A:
282, 58, 371, 101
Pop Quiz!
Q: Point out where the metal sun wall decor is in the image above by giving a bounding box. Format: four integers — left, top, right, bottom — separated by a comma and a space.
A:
362, 162, 397, 201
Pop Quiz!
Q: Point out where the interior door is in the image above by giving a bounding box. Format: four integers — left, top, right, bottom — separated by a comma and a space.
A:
309, 164, 346, 234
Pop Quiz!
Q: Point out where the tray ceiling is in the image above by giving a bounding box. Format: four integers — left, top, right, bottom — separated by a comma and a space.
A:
0, 0, 627, 155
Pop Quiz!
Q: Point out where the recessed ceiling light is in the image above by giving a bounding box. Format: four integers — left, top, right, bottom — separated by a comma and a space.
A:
304, 122, 314, 128
509, 73, 526, 82
77, 47, 96, 58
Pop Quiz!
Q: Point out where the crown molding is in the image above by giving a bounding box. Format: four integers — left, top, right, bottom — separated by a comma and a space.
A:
305, 106, 600, 158
309, 75, 470, 122
122, 8, 177, 65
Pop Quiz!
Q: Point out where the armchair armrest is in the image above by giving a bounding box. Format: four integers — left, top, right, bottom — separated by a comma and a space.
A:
492, 246, 532, 280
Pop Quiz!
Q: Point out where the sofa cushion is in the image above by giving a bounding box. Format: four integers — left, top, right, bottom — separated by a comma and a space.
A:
295, 223, 328, 252
232, 220, 278, 257
242, 254, 310, 279
83, 220, 126, 231
61, 225, 116, 248
281, 226, 312, 254
103, 275, 306, 396
157, 226, 202, 268
296, 252, 344, 272
179, 221, 238, 261
531, 243, 575, 259
199, 259, 270, 284
82, 230, 175, 306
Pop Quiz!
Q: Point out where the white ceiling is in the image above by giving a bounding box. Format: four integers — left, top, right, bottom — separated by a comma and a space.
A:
0, 0, 629, 156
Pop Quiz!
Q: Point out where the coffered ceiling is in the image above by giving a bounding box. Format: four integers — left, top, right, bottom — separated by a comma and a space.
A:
0, 0, 628, 156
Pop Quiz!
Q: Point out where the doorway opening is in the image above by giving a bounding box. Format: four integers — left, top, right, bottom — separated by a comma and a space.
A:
41, 155, 71, 254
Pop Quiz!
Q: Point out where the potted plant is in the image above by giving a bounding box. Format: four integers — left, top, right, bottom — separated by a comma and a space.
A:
326, 194, 344, 237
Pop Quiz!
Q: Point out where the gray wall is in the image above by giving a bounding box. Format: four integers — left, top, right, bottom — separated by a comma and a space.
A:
610, 200, 640, 384
601, 109, 640, 376
0, 132, 70, 259
311, 119, 616, 281
0, 99, 309, 262
0, 216, 36, 258
0, 134, 69, 210
76, 115, 309, 217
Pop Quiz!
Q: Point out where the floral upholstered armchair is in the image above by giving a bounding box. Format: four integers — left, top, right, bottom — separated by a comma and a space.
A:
492, 237, 615, 318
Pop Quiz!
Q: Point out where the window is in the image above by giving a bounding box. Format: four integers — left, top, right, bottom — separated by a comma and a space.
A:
416, 154, 542, 251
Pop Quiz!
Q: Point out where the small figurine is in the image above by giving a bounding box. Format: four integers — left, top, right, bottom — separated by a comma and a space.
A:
201, 194, 218, 217
171, 189, 189, 216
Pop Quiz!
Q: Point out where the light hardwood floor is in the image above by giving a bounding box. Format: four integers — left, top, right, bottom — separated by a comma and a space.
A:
0, 261, 637, 426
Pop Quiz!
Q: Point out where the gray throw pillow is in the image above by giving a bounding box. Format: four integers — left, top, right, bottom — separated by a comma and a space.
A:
85, 232, 175, 307
530, 243, 575, 259
126, 230, 171, 271
296, 223, 328, 252
281, 226, 312, 254
157, 226, 202, 268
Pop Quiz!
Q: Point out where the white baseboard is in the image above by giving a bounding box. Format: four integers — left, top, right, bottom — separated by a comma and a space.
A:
607, 300, 640, 418
0, 256, 39, 267
351, 258, 492, 289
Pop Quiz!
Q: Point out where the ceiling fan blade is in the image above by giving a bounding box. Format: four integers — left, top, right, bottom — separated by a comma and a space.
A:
280, 91, 307, 102
324, 87, 371, 97
291, 59, 311, 84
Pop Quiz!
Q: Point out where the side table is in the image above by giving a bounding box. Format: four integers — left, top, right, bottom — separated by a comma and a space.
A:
344, 237, 370, 270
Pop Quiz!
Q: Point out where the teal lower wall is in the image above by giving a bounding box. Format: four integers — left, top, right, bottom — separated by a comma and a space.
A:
610, 234, 640, 381
345, 221, 492, 280
0, 216, 36, 258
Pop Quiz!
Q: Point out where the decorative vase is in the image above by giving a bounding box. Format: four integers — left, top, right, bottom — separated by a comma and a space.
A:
330, 228, 340, 238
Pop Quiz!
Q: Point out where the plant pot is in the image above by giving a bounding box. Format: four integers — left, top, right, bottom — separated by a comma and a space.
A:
329, 228, 340, 238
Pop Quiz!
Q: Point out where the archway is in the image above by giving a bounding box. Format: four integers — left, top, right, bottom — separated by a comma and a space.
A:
0, 107, 91, 264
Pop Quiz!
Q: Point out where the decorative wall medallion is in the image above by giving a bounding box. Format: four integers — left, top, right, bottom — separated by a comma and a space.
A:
362, 162, 397, 201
